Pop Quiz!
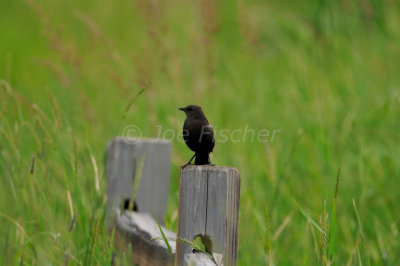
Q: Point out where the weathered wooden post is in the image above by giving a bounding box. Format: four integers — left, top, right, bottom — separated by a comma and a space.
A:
106, 137, 175, 265
176, 165, 240, 266
106, 137, 171, 227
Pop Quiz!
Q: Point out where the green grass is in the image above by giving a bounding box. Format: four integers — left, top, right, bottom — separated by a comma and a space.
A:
1, 0, 400, 264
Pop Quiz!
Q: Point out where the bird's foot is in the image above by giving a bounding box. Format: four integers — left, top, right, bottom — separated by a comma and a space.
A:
183, 162, 214, 167
192, 162, 214, 166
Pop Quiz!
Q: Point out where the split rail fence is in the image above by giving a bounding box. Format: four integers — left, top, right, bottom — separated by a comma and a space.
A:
106, 138, 240, 266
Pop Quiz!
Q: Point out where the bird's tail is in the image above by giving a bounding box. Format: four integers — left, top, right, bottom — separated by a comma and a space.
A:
194, 152, 211, 165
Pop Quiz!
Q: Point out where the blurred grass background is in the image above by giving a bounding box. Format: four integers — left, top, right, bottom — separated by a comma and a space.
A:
1, 0, 400, 264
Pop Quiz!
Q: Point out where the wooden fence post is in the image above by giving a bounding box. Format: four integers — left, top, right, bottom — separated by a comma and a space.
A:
105, 137, 171, 227
176, 165, 240, 266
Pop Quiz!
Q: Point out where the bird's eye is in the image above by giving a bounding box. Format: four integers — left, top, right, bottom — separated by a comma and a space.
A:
187, 107, 192, 111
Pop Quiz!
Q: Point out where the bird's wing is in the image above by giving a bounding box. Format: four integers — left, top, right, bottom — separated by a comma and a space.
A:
202, 124, 215, 152
183, 120, 214, 153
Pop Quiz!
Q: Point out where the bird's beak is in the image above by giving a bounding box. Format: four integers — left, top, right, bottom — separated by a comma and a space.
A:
178, 107, 185, 111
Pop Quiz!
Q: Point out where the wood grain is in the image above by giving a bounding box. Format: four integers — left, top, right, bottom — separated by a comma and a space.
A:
176, 165, 240, 266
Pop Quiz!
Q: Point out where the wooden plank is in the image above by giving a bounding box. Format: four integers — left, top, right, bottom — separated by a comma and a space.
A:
115, 210, 218, 266
115, 210, 175, 266
106, 137, 171, 227
176, 166, 240, 266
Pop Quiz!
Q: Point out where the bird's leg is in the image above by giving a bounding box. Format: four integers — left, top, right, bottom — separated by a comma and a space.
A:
182, 153, 196, 169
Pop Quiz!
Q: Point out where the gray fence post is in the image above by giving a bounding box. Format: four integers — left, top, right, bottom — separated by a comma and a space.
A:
176, 165, 240, 266
105, 137, 171, 227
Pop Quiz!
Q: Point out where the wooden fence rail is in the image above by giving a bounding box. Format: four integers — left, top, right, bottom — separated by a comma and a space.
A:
106, 138, 240, 266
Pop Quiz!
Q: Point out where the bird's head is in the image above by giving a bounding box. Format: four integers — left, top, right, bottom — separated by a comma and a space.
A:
179, 105, 205, 119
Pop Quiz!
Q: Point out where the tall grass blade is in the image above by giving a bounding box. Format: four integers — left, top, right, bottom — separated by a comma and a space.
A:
131, 155, 145, 201
154, 215, 172, 254
90, 155, 100, 193
353, 199, 366, 264
122, 87, 147, 119
327, 167, 341, 261
291, 198, 323, 233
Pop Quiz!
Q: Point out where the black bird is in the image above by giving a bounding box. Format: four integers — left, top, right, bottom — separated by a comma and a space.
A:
179, 105, 215, 166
